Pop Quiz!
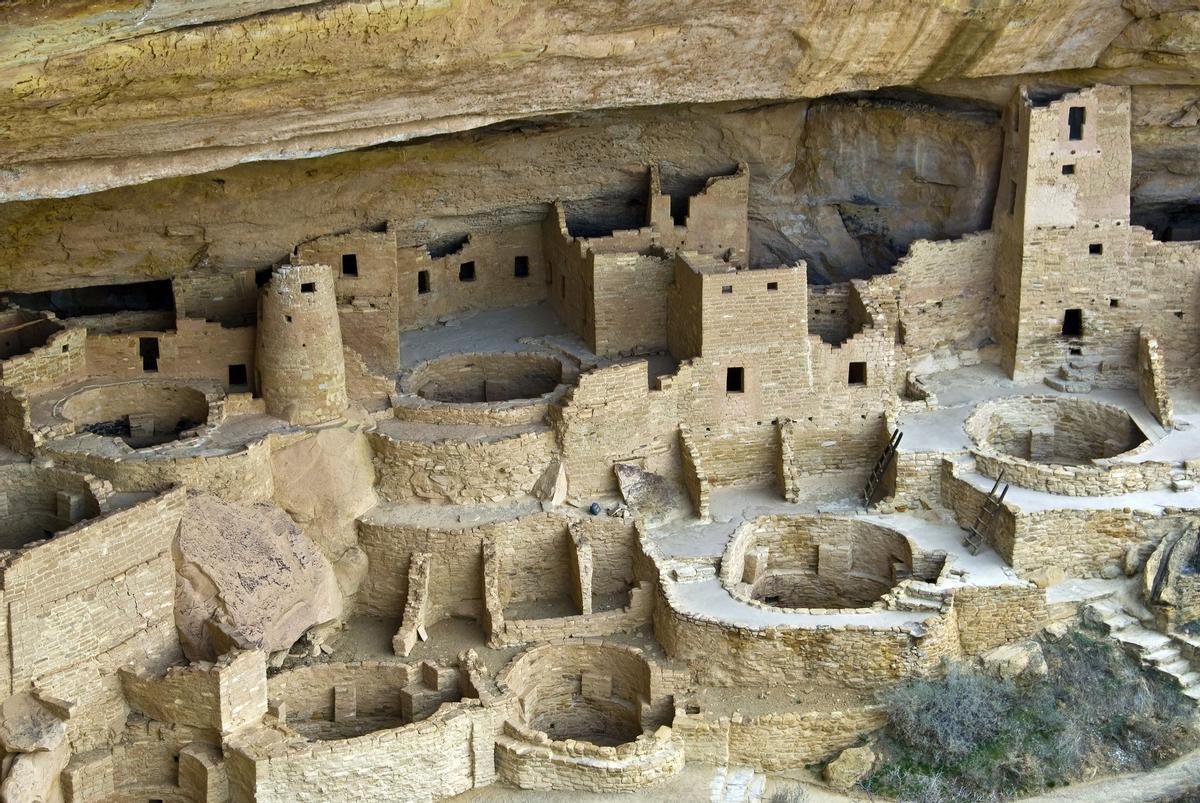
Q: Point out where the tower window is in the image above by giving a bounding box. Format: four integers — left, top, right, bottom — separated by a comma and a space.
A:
514, 256, 530, 278
341, 254, 358, 277
848, 361, 867, 385
228, 364, 248, 385
1062, 308, 1083, 337
1067, 106, 1086, 141
417, 271, 430, 294
721, 285, 733, 294
1089, 243, 1103, 255
725, 367, 744, 393
459, 261, 476, 282
139, 337, 159, 372
767, 282, 778, 291
1062, 164, 1075, 175
300, 282, 316, 293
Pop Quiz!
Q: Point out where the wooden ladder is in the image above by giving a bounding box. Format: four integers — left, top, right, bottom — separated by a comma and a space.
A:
863, 429, 903, 504
964, 473, 1008, 555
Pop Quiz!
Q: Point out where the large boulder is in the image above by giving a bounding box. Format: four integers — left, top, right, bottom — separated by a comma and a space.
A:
174, 492, 342, 662
270, 426, 377, 601
823, 744, 875, 790
981, 640, 1048, 680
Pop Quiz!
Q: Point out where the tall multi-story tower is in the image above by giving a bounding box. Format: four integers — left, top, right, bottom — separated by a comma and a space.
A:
991, 84, 1135, 381
256, 263, 348, 425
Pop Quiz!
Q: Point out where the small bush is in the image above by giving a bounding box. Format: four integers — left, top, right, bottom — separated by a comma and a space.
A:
865, 632, 1198, 803
767, 786, 809, 803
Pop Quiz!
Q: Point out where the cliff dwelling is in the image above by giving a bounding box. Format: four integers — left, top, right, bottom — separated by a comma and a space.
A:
0, 3, 1199, 802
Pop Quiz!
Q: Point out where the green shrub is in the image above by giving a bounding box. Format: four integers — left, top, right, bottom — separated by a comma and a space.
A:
767, 786, 809, 803
865, 632, 1198, 803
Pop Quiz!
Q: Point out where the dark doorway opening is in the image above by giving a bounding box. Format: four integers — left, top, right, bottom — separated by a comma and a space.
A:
228, 364, 248, 386
1067, 106, 1086, 141
139, 337, 160, 372
726, 366, 744, 393
848, 361, 867, 385
459, 261, 476, 282
341, 254, 359, 277
1062, 309, 1083, 338
417, 270, 431, 295
514, 256, 530, 278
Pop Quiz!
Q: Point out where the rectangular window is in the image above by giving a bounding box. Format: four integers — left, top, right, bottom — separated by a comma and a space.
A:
1062, 308, 1083, 337
459, 261, 476, 282
1110, 299, 1119, 308
1067, 106, 1086, 141
848, 361, 867, 385
228, 363, 248, 385
341, 254, 358, 277
514, 255, 530, 278
417, 270, 430, 294
139, 337, 159, 372
725, 366, 744, 393
1089, 243, 1103, 255
1062, 164, 1075, 175
767, 282, 778, 291
721, 285, 733, 294
300, 282, 316, 293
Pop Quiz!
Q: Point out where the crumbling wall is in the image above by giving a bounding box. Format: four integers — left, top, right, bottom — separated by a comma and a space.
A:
86, 320, 255, 390
121, 650, 267, 735
5, 489, 187, 751
1137, 329, 1174, 427
398, 222, 547, 331
953, 585, 1048, 654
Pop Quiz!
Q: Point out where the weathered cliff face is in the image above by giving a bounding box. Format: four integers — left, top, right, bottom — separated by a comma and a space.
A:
0, 0, 1172, 201
0, 1, 1196, 289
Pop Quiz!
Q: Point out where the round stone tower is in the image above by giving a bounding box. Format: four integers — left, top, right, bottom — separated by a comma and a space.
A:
256, 263, 348, 425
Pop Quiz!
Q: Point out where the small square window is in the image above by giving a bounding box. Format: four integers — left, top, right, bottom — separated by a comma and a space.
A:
725, 366, 744, 393
848, 361, 867, 385
228, 364, 248, 385
1062, 164, 1075, 175
1110, 299, 1119, 308
61, 344, 69, 353
514, 255, 530, 278
341, 254, 358, 277
721, 285, 733, 294
459, 261, 476, 282
300, 282, 316, 293
1089, 243, 1103, 255
417, 270, 430, 295
767, 282, 778, 291
285, 315, 292, 323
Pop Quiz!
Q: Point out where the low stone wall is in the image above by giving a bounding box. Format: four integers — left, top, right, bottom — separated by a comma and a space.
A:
496, 720, 683, 792
678, 425, 711, 519
971, 449, 1173, 497
390, 392, 557, 427
368, 425, 556, 504
653, 585, 948, 689
44, 436, 275, 504
120, 650, 267, 736
942, 461, 1157, 577
963, 395, 1166, 496
228, 700, 498, 803
0, 324, 84, 392
672, 703, 887, 771
266, 661, 416, 722
403, 351, 565, 404
952, 585, 1048, 654
719, 514, 920, 612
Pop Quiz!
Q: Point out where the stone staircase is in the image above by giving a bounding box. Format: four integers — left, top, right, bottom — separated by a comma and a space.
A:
709, 766, 766, 803
1044, 355, 1101, 393
884, 579, 947, 612
1084, 598, 1200, 702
